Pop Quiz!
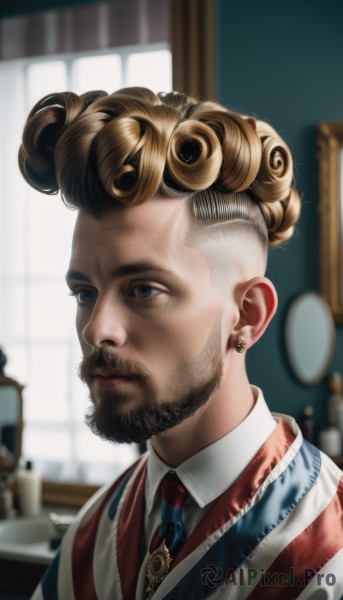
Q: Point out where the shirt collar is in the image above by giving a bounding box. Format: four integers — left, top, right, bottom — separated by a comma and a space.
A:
145, 386, 277, 513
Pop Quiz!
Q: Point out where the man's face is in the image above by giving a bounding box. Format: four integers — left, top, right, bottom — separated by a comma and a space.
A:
67, 197, 237, 444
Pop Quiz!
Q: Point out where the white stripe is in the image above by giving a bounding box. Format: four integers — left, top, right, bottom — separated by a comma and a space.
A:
207, 451, 342, 599
152, 426, 304, 600
93, 489, 123, 599
57, 520, 78, 600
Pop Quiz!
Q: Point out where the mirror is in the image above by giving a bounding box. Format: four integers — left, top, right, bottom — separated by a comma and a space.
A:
285, 291, 336, 385
317, 121, 343, 323
0, 349, 23, 473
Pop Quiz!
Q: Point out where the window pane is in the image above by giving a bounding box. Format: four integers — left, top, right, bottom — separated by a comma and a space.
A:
72, 54, 122, 94
28, 283, 74, 341
4, 282, 26, 339
72, 372, 90, 425
26, 344, 70, 422
4, 190, 27, 277
126, 49, 172, 93
76, 457, 137, 485
75, 428, 137, 464
27, 61, 67, 106
27, 190, 76, 278
24, 428, 72, 461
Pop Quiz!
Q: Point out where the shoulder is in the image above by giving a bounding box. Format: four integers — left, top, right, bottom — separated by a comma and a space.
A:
35, 456, 147, 599
73, 454, 147, 531
68, 459, 147, 559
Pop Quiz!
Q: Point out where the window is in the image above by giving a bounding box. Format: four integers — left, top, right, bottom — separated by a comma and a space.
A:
0, 44, 172, 484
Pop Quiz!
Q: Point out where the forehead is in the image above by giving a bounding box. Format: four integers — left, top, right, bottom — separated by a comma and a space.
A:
71, 197, 197, 266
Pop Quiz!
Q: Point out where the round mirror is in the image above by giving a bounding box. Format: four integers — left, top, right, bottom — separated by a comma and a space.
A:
285, 291, 336, 385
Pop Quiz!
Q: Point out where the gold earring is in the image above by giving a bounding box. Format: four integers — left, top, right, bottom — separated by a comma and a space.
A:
235, 337, 246, 353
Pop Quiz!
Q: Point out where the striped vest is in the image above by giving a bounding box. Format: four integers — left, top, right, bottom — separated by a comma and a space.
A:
34, 416, 343, 600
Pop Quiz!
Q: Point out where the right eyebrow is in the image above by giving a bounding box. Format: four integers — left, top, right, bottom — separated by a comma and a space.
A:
65, 270, 91, 284
65, 262, 182, 285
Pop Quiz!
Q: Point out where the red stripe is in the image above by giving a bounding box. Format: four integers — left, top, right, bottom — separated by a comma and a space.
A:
72, 460, 141, 600
247, 476, 343, 599
174, 419, 295, 567
116, 458, 148, 600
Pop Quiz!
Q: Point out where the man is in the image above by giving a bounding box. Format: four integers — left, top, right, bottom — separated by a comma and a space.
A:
19, 87, 342, 599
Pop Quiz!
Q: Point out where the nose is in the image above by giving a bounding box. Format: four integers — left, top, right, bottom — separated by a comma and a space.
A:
81, 296, 127, 349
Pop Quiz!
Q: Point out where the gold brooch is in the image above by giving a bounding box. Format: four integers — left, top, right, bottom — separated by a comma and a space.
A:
146, 541, 172, 598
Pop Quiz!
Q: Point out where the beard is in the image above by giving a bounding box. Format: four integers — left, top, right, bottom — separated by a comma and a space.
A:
79, 323, 223, 444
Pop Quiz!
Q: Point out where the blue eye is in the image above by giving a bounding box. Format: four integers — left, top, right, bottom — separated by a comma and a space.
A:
71, 288, 96, 305
131, 284, 161, 300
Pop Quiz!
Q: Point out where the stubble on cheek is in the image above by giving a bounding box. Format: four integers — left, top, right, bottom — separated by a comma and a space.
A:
162, 315, 224, 400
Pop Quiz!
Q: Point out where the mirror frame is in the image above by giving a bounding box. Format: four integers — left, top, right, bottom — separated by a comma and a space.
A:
0, 374, 24, 473
318, 121, 343, 323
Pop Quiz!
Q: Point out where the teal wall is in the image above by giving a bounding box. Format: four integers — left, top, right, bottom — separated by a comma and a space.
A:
217, 0, 343, 427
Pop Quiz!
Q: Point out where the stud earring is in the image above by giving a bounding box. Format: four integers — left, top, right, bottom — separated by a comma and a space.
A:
235, 337, 246, 353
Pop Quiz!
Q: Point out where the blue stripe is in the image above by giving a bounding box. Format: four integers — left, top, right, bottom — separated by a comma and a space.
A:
108, 463, 136, 521
164, 441, 321, 600
41, 551, 60, 600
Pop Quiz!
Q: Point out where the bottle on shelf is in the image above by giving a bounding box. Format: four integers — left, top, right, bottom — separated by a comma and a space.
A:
16, 460, 42, 517
319, 426, 342, 457
298, 405, 316, 444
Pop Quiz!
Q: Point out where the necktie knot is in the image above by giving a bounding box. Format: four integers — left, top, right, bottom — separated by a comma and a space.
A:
160, 472, 188, 514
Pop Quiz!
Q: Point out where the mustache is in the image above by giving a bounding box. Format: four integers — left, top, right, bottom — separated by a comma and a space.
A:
78, 348, 149, 383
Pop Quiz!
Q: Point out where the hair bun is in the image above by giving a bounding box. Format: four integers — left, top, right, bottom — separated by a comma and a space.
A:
95, 114, 168, 204
18, 92, 93, 194
253, 123, 292, 203
165, 119, 222, 191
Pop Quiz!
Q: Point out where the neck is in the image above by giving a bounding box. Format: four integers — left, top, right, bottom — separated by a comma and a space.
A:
150, 366, 255, 467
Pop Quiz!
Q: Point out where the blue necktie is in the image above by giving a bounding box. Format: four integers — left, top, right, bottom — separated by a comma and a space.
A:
150, 472, 189, 553
146, 472, 189, 598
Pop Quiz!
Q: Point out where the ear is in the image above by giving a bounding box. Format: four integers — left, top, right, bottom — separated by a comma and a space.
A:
231, 277, 278, 350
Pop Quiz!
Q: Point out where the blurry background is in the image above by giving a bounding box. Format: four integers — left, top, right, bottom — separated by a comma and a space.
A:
215, 0, 343, 426
0, 0, 342, 484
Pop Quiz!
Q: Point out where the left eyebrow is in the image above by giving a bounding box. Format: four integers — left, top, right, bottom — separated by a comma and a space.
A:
65, 262, 181, 284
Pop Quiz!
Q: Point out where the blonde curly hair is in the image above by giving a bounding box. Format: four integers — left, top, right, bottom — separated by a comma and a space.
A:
18, 86, 300, 247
